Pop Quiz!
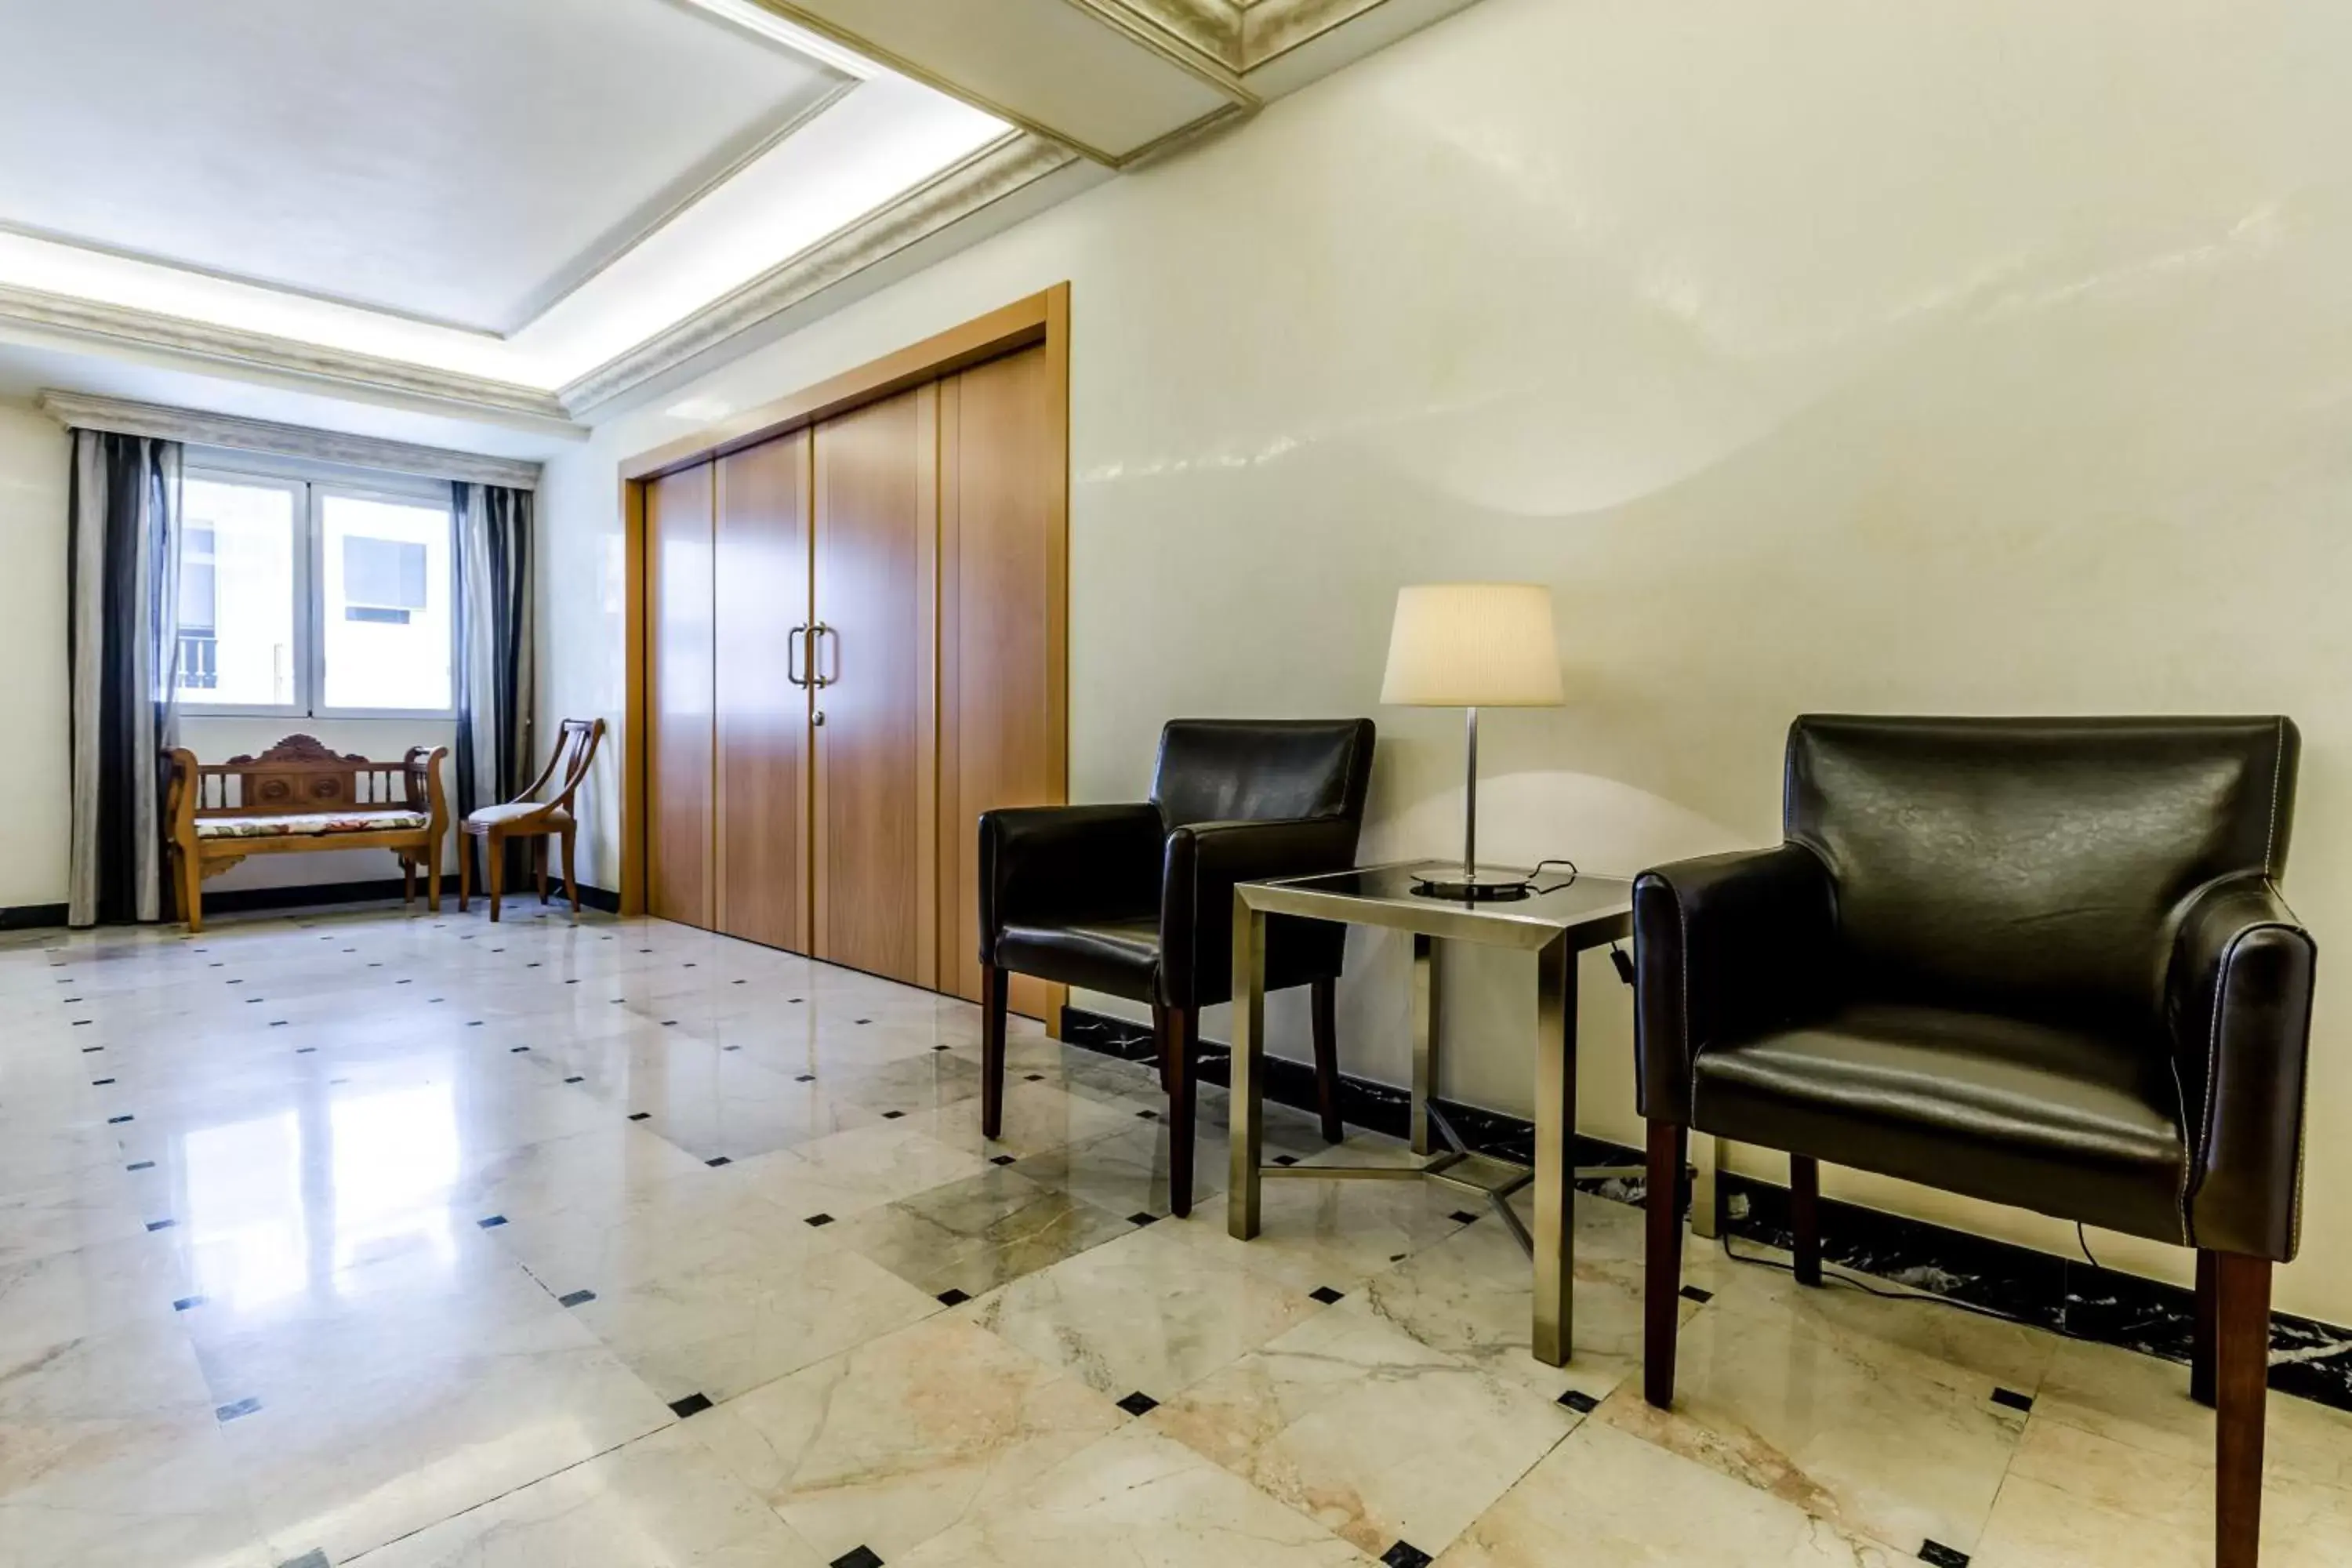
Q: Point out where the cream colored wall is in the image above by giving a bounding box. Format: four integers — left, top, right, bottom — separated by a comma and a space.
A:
0, 399, 71, 909
541, 0, 2352, 1320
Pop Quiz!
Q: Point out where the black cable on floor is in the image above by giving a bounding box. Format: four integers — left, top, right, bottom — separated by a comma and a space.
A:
1715, 1234, 2034, 1328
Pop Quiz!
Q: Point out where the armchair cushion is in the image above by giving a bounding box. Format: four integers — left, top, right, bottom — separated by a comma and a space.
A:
996, 916, 1161, 1001
1697, 1002, 2189, 1243
978, 804, 1165, 960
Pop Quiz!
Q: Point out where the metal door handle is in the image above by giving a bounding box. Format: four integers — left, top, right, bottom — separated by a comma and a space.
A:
811, 622, 839, 688
786, 623, 809, 688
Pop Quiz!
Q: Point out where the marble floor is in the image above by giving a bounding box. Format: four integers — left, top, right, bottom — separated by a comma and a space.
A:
5, 904, 2350, 1568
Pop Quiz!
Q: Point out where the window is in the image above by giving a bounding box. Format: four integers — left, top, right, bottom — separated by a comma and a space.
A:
176, 466, 455, 717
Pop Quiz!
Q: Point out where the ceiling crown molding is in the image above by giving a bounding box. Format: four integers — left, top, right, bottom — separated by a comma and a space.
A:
560, 130, 1079, 416
0, 283, 579, 435
37, 390, 545, 489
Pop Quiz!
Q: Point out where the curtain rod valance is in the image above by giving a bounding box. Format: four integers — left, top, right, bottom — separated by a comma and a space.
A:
35, 390, 543, 491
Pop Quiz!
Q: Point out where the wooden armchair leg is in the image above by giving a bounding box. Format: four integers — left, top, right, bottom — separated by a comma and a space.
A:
561, 828, 579, 915
486, 830, 506, 922
1311, 975, 1344, 1144
1791, 1154, 1822, 1287
980, 964, 1008, 1141
1645, 1120, 1689, 1409
459, 834, 473, 912
535, 837, 549, 905
1167, 1004, 1198, 1219
2194, 1249, 2220, 1407
2215, 1251, 2272, 1568
426, 837, 443, 913
176, 848, 204, 935
403, 854, 416, 907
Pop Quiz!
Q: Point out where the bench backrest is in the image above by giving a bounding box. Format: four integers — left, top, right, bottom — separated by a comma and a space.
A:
167, 734, 441, 819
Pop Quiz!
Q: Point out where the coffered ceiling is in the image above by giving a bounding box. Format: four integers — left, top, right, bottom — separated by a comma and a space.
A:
0, 0, 1480, 446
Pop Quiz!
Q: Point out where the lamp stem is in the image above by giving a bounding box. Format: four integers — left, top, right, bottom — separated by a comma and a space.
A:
1464, 704, 1479, 890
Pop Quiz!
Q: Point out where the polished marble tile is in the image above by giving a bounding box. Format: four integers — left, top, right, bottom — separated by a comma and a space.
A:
888, 1424, 1373, 1567
1437, 1422, 1898, 1566
345, 1425, 827, 1568
731, 1119, 993, 1221
1154, 1298, 1574, 1556
692, 1313, 1124, 1561
902, 1077, 1138, 1161
833, 1162, 1136, 1301
969, 1223, 1327, 1404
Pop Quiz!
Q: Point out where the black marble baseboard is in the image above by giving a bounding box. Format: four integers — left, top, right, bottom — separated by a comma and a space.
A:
1060, 1004, 2352, 1415
11, 877, 622, 930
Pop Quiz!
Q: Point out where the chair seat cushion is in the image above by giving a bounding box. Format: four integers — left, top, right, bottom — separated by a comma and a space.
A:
1693, 1003, 2189, 1244
996, 917, 1160, 1002
466, 801, 572, 831
196, 808, 429, 840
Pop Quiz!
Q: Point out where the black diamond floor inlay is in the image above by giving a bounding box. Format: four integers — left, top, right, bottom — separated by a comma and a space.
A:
669, 1392, 713, 1419
1991, 1386, 2034, 1414
1559, 1388, 1599, 1414
881, 1110, 906, 1120
1308, 1286, 1345, 1305
706, 1156, 731, 1167
1272, 1154, 1299, 1167
216, 1396, 263, 1423
1448, 1210, 1481, 1225
1116, 1391, 1158, 1417
989, 1154, 1017, 1166
1127, 1211, 1160, 1226
1382, 1542, 1433, 1568
276, 1549, 331, 1568
557, 1289, 596, 1308
172, 1295, 205, 1312
477, 1215, 507, 1229
565, 1076, 584, 1083
628, 1112, 651, 1121
1679, 1285, 1715, 1305
1919, 1542, 1970, 1567
804, 1213, 835, 1227
831, 1547, 885, 1568
937, 1288, 971, 1307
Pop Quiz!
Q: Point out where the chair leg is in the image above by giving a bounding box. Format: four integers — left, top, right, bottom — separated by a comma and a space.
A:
535, 837, 549, 905
176, 848, 204, 935
1152, 1003, 1173, 1094
487, 830, 506, 923
561, 828, 579, 915
459, 834, 473, 912
2215, 1252, 2272, 1568
980, 964, 1008, 1141
1167, 1005, 1198, 1219
1311, 975, 1344, 1144
1645, 1120, 1688, 1409
2194, 1249, 2220, 1407
1790, 1153, 1822, 1287
403, 854, 416, 908
426, 837, 443, 913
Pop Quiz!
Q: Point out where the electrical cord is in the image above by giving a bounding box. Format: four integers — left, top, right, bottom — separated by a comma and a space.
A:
2076, 1221, 2103, 1271
1526, 857, 1579, 893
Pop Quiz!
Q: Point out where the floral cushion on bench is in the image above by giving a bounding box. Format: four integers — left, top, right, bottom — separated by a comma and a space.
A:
194, 809, 430, 840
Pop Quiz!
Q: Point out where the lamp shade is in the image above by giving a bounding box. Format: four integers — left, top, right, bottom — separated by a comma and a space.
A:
1379, 583, 1564, 708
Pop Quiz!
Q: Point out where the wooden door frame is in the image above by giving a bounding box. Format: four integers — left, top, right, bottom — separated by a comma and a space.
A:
618, 285, 1071, 1007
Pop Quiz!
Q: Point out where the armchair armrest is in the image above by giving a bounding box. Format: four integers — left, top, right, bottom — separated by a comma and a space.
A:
2166, 876, 2317, 1260
977, 804, 1165, 963
1162, 816, 1359, 1008
1632, 843, 1836, 1125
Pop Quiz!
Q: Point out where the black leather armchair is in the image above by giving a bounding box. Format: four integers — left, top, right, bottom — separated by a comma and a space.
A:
978, 718, 1377, 1215
1635, 716, 2314, 1568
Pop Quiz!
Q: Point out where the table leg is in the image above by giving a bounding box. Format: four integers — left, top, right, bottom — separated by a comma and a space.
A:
1227, 897, 1269, 1240
1533, 934, 1575, 1367
1690, 1133, 1726, 1240
1410, 932, 1439, 1156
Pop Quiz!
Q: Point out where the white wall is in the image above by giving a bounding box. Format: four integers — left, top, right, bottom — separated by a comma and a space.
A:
541, 0, 2352, 1321
0, 399, 70, 908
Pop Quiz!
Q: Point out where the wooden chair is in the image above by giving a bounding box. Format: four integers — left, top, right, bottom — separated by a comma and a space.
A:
460, 717, 604, 921
165, 735, 448, 933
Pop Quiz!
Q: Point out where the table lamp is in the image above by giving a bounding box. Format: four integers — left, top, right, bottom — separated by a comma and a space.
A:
1380, 583, 1565, 900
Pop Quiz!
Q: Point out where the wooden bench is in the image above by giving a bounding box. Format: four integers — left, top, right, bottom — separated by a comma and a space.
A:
164, 734, 449, 933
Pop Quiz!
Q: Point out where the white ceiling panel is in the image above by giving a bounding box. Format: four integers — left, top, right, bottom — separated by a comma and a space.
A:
775, 0, 1237, 160
0, 0, 848, 333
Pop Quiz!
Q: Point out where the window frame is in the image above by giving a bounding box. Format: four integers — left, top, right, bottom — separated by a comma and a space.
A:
177, 459, 459, 722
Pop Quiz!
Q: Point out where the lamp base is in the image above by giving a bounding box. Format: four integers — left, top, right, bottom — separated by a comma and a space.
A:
1410, 866, 1533, 902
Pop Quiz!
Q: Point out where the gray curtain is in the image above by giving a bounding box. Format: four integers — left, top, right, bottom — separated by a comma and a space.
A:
454, 481, 535, 886
67, 430, 183, 927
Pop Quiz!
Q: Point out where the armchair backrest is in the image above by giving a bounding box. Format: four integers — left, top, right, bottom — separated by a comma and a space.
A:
1151, 719, 1375, 829
1784, 714, 2297, 1031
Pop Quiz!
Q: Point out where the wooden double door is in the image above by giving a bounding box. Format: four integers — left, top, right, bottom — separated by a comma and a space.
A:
646, 344, 1064, 1015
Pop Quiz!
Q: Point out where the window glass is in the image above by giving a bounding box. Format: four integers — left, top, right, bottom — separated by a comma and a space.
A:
177, 478, 298, 707
318, 492, 453, 712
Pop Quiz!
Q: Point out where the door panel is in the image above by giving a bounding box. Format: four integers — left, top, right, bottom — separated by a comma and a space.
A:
938, 347, 1066, 1020
811, 386, 937, 987
715, 433, 812, 953
647, 462, 715, 928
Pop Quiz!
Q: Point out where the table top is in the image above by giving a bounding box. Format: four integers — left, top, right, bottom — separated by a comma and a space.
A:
1237, 860, 1634, 952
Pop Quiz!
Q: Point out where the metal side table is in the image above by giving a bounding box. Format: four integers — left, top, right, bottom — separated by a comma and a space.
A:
1226, 860, 1636, 1368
